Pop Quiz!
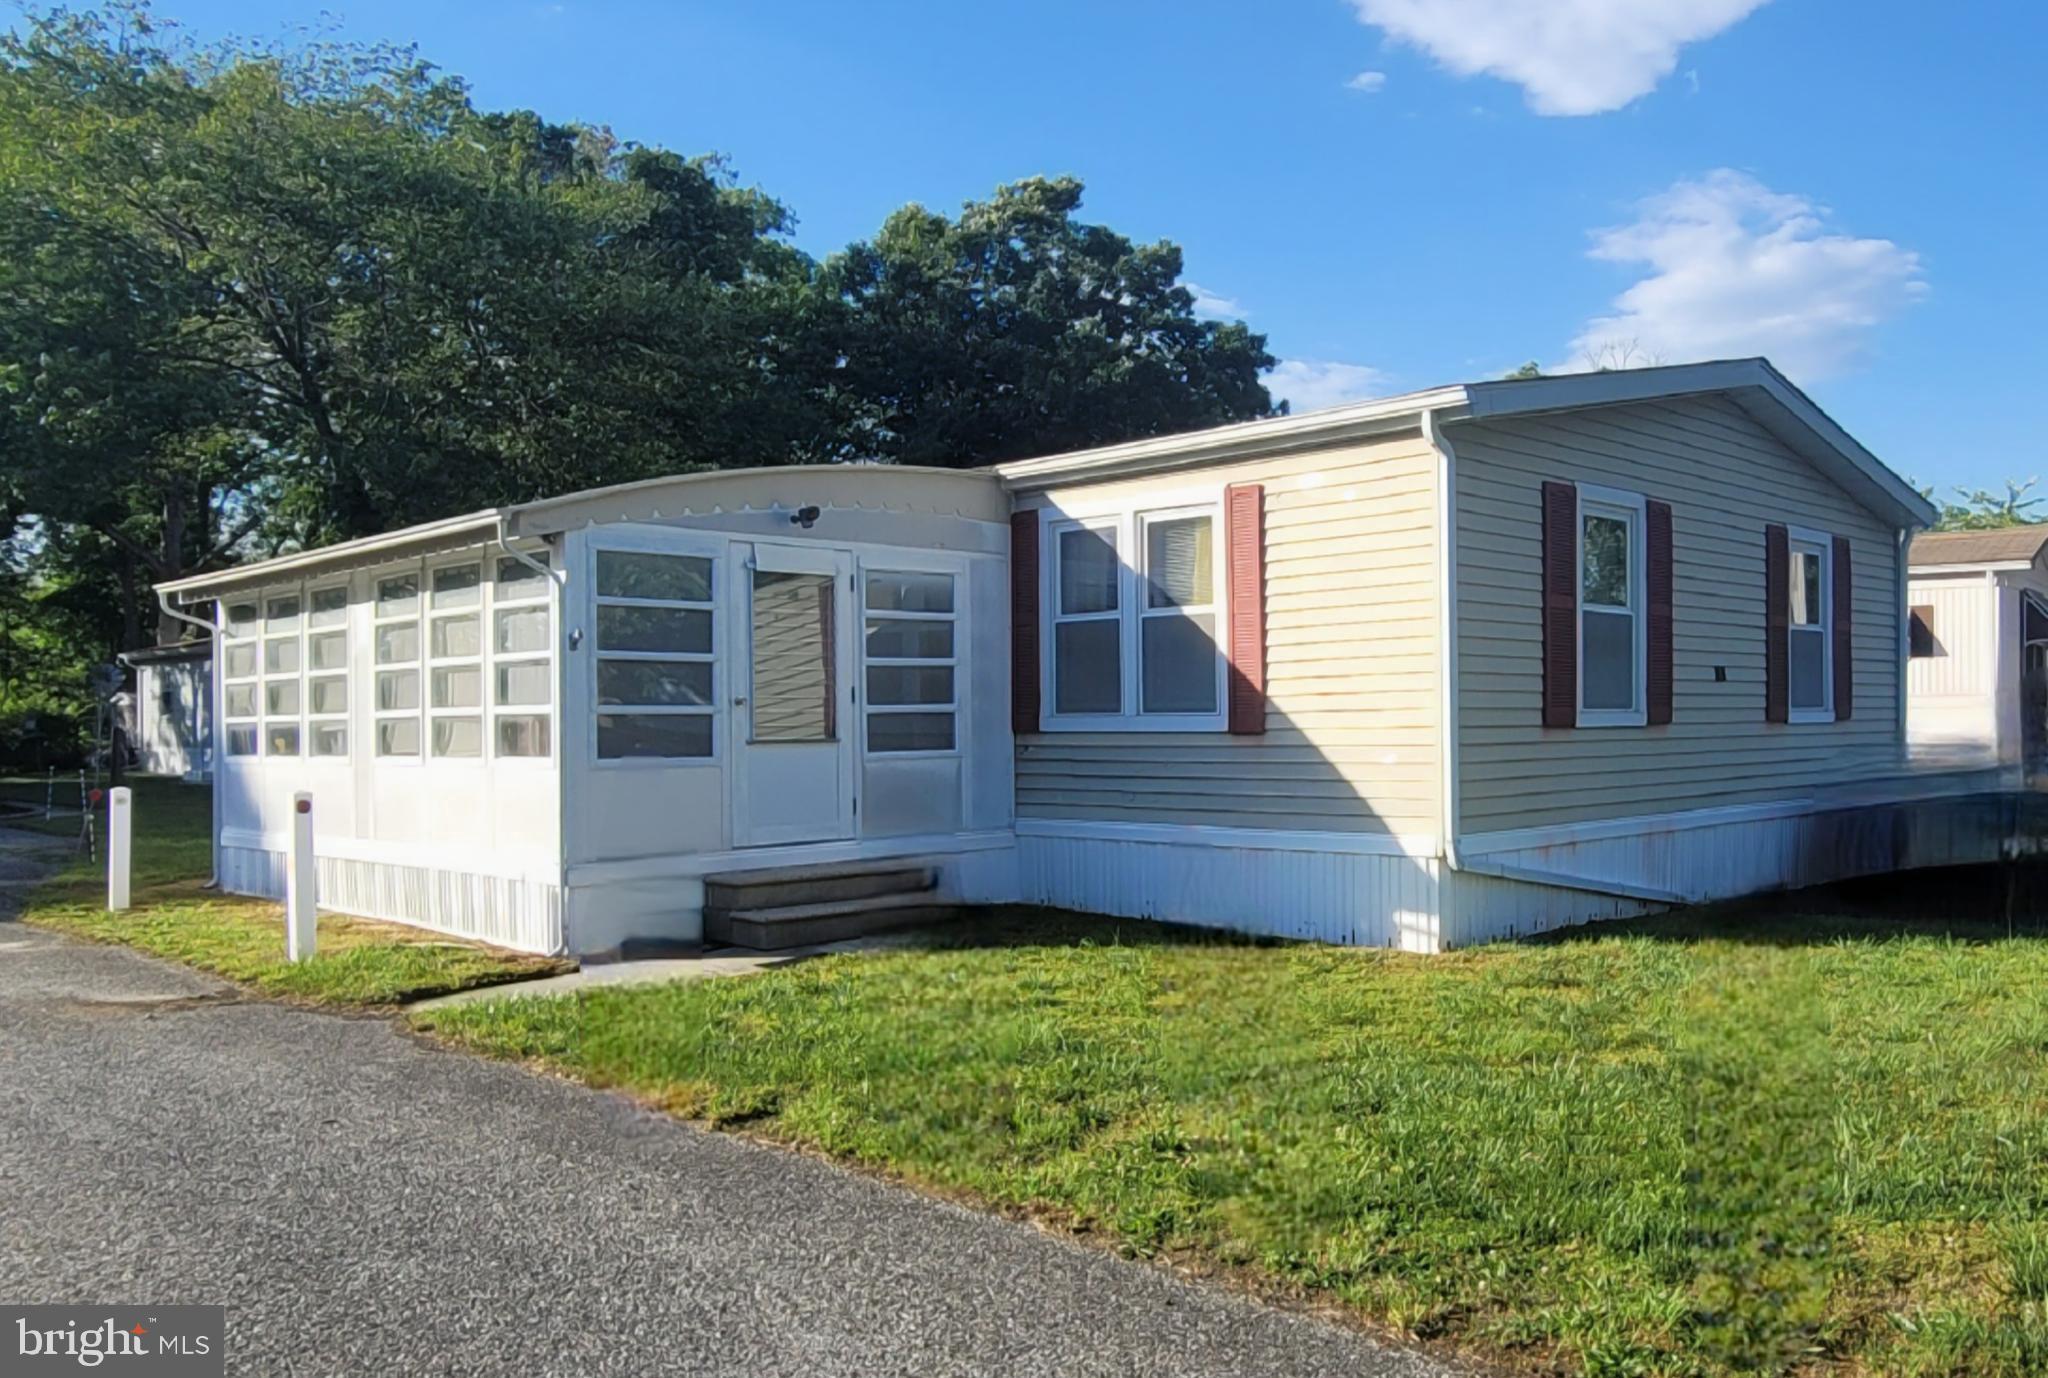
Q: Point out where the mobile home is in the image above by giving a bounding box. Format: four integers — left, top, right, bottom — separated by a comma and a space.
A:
158, 358, 1949, 956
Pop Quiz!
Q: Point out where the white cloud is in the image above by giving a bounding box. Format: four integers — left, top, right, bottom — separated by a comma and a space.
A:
1185, 281, 1247, 321
1566, 170, 1926, 380
1346, 70, 1388, 92
1347, 0, 1770, 115
1266, 360, 1390, 412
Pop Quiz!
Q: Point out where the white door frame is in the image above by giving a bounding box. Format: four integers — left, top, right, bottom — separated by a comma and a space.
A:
730, 541, 858, 847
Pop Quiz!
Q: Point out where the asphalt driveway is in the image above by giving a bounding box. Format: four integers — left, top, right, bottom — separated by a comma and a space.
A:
0, 829, 1470, 1377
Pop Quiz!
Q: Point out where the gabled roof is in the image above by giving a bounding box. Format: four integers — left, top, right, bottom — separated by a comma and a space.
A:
996, 357, 1938, 531
1908, 524, 2048, 570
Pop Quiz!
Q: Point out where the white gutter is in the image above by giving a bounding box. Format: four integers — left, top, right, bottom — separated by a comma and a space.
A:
156, 587, 224, 888
995, 386, 1470, 489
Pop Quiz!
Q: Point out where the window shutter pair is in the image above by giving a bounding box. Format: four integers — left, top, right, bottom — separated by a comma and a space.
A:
1762, 526, 1852, 723
1008, 486, 1266, 736
1540, 482, 1673, 728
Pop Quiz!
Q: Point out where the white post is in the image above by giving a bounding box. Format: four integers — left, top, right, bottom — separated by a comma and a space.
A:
106, 787, 132, 911
286, 792, 316, 962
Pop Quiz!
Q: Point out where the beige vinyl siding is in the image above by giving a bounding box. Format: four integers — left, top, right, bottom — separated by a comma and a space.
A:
1453, 394, 1905, 835
1016, 433, 1441, 837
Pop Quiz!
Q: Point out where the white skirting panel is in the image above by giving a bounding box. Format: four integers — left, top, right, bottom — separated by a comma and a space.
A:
220, 846, 565, 955
1016, 794, 2024, 953
1013, 834, 1447, 953
1443, 796, 2018, 948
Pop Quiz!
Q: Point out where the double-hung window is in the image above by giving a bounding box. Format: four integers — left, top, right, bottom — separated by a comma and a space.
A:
1787, 525, 1833, 720
220, 599, 260, 757
593, 549, 717, 760
1043, 499, 1226, 730
1577, 484, 1646, 727
864, 570, 956, 753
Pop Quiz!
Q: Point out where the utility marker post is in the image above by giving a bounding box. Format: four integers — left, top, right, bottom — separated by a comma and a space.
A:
106, 787, 132, 911
287, 792, 316, 962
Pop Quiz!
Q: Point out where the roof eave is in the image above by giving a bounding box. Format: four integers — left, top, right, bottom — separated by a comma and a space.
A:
993, 387, 1471, 491
156, 508, 507, 602
1465, 358, 1938, 530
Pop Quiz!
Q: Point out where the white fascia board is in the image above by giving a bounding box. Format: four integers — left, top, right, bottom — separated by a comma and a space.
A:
993, 387, 1470, 491
1464, 358, 1938, 531
158, 508, 506, 602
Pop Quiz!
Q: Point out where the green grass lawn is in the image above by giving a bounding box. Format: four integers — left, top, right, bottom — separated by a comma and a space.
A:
420, 890, 2048, 1377
4, 775, 568, 1006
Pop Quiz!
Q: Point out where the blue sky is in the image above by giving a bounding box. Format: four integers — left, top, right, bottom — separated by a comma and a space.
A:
142, 0, 2046, 495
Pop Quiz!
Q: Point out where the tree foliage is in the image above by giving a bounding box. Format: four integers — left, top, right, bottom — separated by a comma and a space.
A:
1929, 478, 2042, 532
0, 3, 1273, 750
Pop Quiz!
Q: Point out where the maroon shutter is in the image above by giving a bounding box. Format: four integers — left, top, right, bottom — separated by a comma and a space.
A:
1009, 509, 1040, 734
1764, 523, 1789, 723
1833, 535, 1853, 721
1541, 481, 1578, 728
1225, 482, 1266, 735
1646, 499, 1674, 726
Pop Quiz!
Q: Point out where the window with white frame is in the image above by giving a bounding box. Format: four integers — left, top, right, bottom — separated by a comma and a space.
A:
1044, 501, 1225, 728
1787, 527, 1832, 718
305, 583, 349, 757
373, 571, 423, 757
428, 562, 484, 758
261, 592, 302, 756
864, 570, 955, 752
221, 598, 259, 757
593, 549, 716, 760
1577, 487, 1645, 726
1138, 512, 1218, 715
492, 553, 553, 758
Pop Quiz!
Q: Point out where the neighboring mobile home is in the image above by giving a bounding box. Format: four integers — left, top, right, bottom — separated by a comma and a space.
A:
157, 359, 1946, 957
1905, 524, 2048, 765
118, 641, 213, 781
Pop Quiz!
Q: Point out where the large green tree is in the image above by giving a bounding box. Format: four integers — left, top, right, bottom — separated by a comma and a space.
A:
821, 177, 1277, 466
0, 3, 1280, 672
0, 3, 815, 644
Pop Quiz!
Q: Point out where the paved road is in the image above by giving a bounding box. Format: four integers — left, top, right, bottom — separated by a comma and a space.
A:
0, 831, 1471, 1377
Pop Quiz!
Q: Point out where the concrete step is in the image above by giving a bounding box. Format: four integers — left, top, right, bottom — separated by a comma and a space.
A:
705, 892, 958, 951
703, 862, 935, 914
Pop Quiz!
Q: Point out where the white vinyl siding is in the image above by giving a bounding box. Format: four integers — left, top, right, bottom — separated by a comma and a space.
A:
1454, 395, 1903, 834
1016, 433, 1441, 838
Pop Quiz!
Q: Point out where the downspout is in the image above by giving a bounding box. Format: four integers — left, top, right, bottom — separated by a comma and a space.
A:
1422, 408, 1463, 881
156, 587, 223, 888
1422, 408, 1691, 914
496, 516, 573, 956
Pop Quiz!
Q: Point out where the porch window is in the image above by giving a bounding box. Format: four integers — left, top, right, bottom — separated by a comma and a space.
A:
427, 562, 483, 758
864, 570, 956, 753
261, 593, 302, 755
221, 598, 259, 757
1043, 501, 1227, 729
595, 549, 716, 759
306, 583, 348, 757
1787, 527, 1833, 720
491, 552, 552, 758
373, 572, 423, 757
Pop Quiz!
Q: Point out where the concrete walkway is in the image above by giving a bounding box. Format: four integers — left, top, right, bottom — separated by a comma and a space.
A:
0, 827, 1478, 1377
